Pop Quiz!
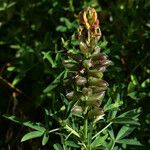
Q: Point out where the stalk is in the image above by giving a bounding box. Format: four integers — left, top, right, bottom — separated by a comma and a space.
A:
63, 7, 111, 149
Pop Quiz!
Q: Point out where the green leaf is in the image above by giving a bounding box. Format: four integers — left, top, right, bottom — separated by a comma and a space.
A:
65, 141, 80, 148
131, 75, 139, 85
128, 92, 138, 100
111, 117, 140, 125
116, 126, 135, 140
42, 133, 49, 146
118, 109, 141, 119
104, 101, 123, 112
42, 51, 56, 68
91, 134, 108, 148
116, 139, 142, 146
21, 131, 43, 142
141, 78, 150, 88
43, 71, 64, 93
3, 115, 46, 132
53, 143, 63, 150
56, 25, 67, 32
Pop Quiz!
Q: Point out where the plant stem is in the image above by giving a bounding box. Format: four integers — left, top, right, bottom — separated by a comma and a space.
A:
92, 122, 112, 140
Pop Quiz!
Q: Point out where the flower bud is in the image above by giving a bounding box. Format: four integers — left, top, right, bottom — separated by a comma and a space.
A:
94, 65, 106, 72
88, 107, 104, 117
101, 60, 113, 66
88, 77, 109, 87
71, 106, 82, 113
86, 91, 105, 106
83, 59, 93, 69
79, 7, 98, 29
75, 76, 87, 86
88, 70, 103, 78
90, 86, 108, 93
82, 87, 93, 96
66, 91, 74, 100
79, 41, 89, 54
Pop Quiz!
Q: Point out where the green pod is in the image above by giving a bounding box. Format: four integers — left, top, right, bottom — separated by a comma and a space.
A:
88, 77, 108, 87
88, 69, 103, 78
75, 76, 87, 86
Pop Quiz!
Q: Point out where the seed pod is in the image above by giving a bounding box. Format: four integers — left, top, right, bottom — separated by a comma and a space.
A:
92, 54, 107, 64
86, 91, 105, 106
71, 106, 82, 113
88, 69, 103, 78
88, 107, 104, 117
89, 86, 108, 93
82, 87, 93, 96
83, 59, 93, 69
66, 91, 74, 100
76, 76, 87, 86
101, 60, 113, 66
88, 77, 108, 87
94, 65, 106, 72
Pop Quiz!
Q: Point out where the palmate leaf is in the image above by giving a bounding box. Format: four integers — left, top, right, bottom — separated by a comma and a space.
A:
21, 131, 44, 142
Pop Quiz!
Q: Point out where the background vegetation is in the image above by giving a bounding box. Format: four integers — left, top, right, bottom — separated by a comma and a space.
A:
0, 0, 149, 149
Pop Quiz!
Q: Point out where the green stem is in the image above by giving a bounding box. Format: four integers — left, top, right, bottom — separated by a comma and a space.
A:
92, 122, 112, 140
84, 118, 88, 141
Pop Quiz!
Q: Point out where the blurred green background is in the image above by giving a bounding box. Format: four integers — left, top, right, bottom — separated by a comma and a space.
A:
0, 0, 149, 149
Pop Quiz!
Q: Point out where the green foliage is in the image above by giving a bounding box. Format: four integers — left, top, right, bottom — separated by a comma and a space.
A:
0, 0, 149, 149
